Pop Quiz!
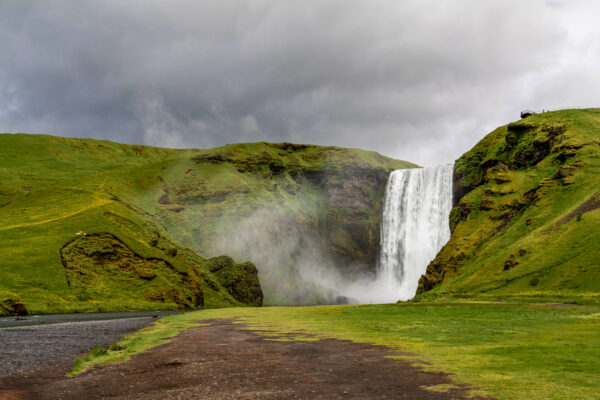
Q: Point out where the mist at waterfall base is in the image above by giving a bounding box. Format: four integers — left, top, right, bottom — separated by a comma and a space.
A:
342, 164, 454, 303
210, 164, 453, 305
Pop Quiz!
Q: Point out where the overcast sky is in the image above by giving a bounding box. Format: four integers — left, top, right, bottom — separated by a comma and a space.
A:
1, 1, 598, 166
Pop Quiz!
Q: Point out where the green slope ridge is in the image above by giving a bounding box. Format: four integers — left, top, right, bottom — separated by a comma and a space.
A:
417, 108, 600, 304
0, 134, 413, 314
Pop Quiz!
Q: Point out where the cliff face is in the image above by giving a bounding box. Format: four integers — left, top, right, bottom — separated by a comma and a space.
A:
417, 109, 600, 304
151, 143, 415, 304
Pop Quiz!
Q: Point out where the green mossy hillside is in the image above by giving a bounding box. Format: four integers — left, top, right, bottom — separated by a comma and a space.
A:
60, 233, 204, 309
417, 109, 600, 304
0, 134, 411, 313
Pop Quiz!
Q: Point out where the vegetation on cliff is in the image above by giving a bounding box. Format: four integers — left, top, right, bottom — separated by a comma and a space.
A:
208, 255, 263, 306
153, 141, 415, 304
417, 109, 600, 304
0, 134, 412, 314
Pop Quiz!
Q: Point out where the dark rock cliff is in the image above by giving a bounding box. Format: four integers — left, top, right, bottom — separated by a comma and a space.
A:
157, 142, 417, 304
299, 165, 392, 274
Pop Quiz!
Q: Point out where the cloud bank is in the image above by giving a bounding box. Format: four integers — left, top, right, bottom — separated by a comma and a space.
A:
1, 0, 599, 165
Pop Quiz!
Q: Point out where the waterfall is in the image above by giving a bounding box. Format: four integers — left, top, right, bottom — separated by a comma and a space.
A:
377, 164, 453, 301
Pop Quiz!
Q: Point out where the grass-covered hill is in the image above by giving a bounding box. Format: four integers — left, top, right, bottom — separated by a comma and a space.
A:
0, 134, 413, 315
417, 109, 600, 304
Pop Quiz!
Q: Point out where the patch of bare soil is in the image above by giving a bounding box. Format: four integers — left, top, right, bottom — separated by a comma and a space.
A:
547, 191, 600, 233
0, 319, 494, 400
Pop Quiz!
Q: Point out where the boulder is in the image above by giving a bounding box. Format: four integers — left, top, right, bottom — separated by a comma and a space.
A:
1, 299, 28, 316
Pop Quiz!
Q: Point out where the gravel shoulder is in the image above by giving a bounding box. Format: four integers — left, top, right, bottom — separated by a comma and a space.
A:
0, 317, 156, 377
1, 319, 494, 400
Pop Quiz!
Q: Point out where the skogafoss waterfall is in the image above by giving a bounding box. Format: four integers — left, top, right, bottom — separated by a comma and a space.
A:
377, 164, 453, 302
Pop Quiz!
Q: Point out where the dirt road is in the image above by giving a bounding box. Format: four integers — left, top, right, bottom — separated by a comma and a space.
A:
0, 319, 493, 399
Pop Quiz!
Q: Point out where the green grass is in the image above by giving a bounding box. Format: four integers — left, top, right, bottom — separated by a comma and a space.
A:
71, 302, 600, 400
0, 134, 413, 314
418, 109, 600, 304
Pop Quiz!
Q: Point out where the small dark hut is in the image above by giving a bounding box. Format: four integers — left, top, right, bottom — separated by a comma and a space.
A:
520, 109, 536, 118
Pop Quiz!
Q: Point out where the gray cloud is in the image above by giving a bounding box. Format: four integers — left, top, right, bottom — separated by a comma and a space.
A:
0, 0, 598, 165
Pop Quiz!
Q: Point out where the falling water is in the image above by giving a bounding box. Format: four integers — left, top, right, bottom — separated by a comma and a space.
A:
377, 164, 454, 301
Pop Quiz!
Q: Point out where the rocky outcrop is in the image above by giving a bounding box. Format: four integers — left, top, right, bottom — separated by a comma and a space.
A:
208, 256, 263, 306
60, 233, 204, 309
308, 165, 392, 273
0, 299, 28, 316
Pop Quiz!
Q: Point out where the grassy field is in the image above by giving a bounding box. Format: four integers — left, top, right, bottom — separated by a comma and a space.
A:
418, 109, 600, 305
71, 302, 600, 400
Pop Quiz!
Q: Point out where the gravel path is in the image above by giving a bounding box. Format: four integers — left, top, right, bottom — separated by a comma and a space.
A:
3, 319, 495, 400
0, 317, 156, 377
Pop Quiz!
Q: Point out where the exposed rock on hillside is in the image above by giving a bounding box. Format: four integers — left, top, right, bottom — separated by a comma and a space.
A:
158, 142, 415, 304
208, 256, 263, 306
0, 299, 28, 316
60, 233, 204, 309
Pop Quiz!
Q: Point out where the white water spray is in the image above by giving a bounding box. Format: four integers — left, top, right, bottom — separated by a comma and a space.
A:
374, 164, 453, 302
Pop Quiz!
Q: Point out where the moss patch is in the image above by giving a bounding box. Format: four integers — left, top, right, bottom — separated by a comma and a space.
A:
208, 255, 263, 306
60, 233, 204, 309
